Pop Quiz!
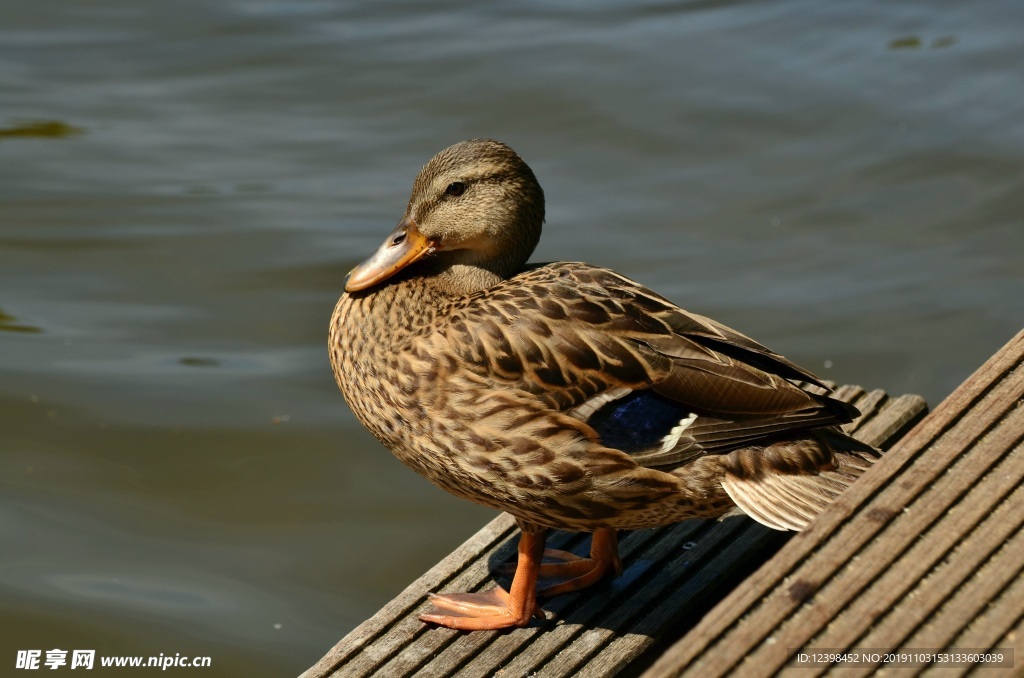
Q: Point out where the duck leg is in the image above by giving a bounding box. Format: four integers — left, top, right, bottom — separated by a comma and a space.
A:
419, 529, 547, 630
535, 528, 622, 597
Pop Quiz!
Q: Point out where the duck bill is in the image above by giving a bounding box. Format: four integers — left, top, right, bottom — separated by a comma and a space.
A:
345, 217, 437, 292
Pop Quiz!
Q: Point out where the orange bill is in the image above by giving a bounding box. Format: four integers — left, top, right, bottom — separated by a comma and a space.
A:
345, 217, 437, 292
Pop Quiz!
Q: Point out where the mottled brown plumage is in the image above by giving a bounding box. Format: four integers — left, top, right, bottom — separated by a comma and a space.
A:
329, 139, 879, 630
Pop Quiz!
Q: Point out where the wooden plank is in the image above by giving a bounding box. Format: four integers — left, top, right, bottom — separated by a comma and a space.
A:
649, 345, 1022, 676
953, 569, 1024, 663
818, 436, 1024, 654
644, 329, 1024, 678
453, 522, 713, 678
302, 516, 518, 677
301, 382, 927, 678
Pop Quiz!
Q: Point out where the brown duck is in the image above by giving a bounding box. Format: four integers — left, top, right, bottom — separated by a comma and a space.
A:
329, 139, 877, 631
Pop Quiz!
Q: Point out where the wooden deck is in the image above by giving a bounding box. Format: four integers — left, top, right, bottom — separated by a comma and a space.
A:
646, 328, 1024, 677
302, 377, 933, 677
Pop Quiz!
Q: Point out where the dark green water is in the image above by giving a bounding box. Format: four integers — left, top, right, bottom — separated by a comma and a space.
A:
3, 1, 1023, 675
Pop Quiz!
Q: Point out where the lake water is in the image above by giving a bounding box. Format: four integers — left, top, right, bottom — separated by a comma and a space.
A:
3, 1, 1023, 675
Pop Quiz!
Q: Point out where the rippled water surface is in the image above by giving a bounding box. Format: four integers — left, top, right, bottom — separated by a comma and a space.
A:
3, 1, 1023, 675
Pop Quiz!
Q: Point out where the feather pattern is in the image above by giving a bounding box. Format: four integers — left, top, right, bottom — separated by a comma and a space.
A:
330, 139, 880, 538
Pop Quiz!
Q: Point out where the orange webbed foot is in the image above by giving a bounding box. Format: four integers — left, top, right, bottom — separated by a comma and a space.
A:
419, 587, 543, 630
418, 529, 548, 631
535, 529, 622, 597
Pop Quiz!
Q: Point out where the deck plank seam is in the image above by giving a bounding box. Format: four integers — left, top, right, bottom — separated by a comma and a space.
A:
803, 448, 1024, 671
332, 522, 522, 677
638, 396, 926, 676
516, 520, 724, 676
536, 518, 757, 677
759, 401, 1024, 673
902, 540, 1024, 676
845, 389, 887, 434
672, 375, 1019, 676
911, 517, 1024, 658
747, 371, 1024, 675
900, 347, 1024, 459
626, 403, 909, 678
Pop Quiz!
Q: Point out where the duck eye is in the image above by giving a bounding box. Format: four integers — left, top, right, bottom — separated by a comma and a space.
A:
445, 181, 466, 197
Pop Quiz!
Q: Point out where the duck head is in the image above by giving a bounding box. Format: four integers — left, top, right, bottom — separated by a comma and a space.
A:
345, 139, 545, 295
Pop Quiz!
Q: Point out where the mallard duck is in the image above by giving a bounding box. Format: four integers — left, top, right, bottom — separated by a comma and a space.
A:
329, 139, 877, 631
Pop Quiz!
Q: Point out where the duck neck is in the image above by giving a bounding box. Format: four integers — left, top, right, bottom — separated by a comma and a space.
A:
415, 245, 526, 297
421, 262, 506, 297
341, 255, 518, 344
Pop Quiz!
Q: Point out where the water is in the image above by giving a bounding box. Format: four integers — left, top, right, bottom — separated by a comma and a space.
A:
3, 0, 1023, 674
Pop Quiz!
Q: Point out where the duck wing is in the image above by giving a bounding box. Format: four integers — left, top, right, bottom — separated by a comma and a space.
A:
435, 262, 857, 471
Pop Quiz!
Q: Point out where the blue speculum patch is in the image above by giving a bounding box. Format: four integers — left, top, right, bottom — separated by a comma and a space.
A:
587, 390, 690, 453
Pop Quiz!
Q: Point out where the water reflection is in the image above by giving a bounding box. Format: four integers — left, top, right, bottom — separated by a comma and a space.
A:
0, 309, 43, 334
0, 120, 82, 140
2, 1, 1023, 675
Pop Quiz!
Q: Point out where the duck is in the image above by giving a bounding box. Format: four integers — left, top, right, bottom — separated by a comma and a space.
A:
329, 139, 878, 631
